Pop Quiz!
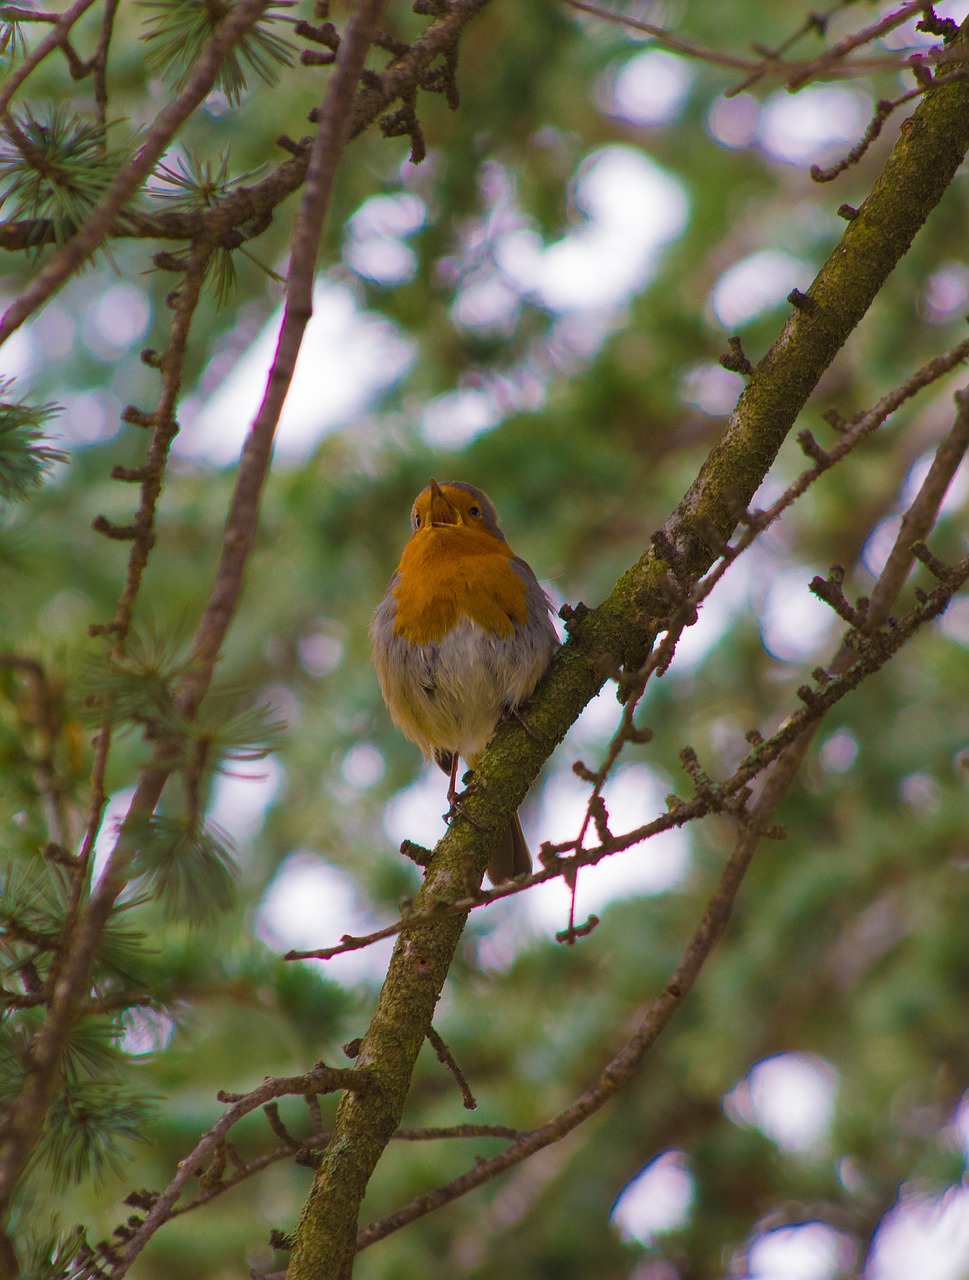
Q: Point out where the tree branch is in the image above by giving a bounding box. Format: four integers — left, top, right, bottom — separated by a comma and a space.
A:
0, 0, 272, 345
109, 1066, 365, 1278
287, 20, 969, 1276
0, 0, 391, 1230
354, 391, 969, 1250
0, 0, 493, 255
0, 0, 99, 117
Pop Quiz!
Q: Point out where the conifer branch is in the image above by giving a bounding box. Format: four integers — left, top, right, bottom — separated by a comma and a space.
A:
0, 0, 273, 345
102, 240, 215, 645
0, 0, 493, 255
280, 19, 969, 1274
0, 0, 392, 1243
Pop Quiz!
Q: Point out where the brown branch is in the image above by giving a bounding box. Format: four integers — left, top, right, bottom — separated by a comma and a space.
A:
129, 1120, 523, 1236
811, 66, 969, 182
354, 402, 969, 1250
0, 652, 75, 850
108, 1066, 365, 1277
0, 0, 493, 256
0, 0, 99, 117
170, 0, 387, 723
89, 0, 121, 125
840, 386, 969, 647
0, 0, 393, 1230
354, 783, 792, 1251
286, 326, 969, 965
100, 241, 215, 646
427, 1026, 476, 1111
786, 0, 930, 88
566, 0, 922, 84
0, 0, 272, 345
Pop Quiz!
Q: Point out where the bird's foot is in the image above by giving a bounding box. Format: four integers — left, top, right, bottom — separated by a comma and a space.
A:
444, 793, 486, 831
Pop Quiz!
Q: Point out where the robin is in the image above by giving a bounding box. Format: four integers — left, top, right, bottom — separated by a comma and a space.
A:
371, 479, 559, 884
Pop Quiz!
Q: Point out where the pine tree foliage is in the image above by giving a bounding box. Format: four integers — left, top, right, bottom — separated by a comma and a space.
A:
0, 384, 65, 503
140, 0, 296, 103
0, 113, 128, 246
125, 815, 237, 921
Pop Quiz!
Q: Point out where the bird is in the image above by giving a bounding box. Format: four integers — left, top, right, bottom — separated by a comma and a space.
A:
371, 479, 558, 884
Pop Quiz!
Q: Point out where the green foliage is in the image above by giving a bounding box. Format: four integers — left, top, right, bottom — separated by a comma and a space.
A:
80, 634, 284, 782
150, 151, 282, 306
78, 632, 189, 733
37, 1079, 155, 1190
150, 150, 266, 211
0, 384, 65, 504
0, 863, 65, 991
0, 111, 127, 246
14, 1220, 97, 1280
0, 9, 27, 68
140, 0, 295, 105
2, 1014, 154, 1191
126, 815, 237, 922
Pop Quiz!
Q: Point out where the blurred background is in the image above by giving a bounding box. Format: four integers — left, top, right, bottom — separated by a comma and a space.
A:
4, 1, 969, 1276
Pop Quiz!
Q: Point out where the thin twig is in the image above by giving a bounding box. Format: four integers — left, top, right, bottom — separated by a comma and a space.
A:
104, 241, 215, 645
0, 653, 75, 850
90, 0, 121, 125
427, 1026, 477, 1111
109, 1066, 364, 1277
566, 0, 920, 83
171, 0, 388, 721
139, 1122, 522, 1229
786, 0, 929, 89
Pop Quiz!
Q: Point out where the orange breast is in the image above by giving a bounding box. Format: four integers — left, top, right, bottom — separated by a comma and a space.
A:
392, 526, 527, 645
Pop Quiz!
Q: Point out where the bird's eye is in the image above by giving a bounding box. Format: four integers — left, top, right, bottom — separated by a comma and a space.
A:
469, 505, 481, 518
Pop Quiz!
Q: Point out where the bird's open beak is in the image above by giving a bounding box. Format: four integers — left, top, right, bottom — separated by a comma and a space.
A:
425, 478, 459, 528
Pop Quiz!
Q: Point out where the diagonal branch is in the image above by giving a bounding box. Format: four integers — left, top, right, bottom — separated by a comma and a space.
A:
355, 394, 969, 1251
285, 325, 969, 963
109, 1065, 366, 1278
291, 19, 969, 1278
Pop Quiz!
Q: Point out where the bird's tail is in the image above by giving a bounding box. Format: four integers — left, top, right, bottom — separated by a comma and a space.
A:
488, 810, 532, 884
